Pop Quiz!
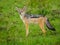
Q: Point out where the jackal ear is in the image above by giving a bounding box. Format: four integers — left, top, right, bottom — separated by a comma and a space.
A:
22, 6, 27, 11
16, 7, 21, 12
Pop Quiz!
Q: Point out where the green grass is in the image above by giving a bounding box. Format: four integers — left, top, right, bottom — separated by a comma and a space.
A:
0, 0, 60, 45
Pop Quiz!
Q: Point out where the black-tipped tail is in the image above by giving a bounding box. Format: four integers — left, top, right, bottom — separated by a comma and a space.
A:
45, 18, 55, 31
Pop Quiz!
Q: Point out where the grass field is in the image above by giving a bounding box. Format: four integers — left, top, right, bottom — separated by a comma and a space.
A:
0, 0, 60, 45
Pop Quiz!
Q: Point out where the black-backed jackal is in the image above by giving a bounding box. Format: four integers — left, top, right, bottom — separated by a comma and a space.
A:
16, 6, 55, 37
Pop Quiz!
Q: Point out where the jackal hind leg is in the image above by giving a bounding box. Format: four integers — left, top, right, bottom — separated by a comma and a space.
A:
25, 22, 29, 37
39, 19, 46, 35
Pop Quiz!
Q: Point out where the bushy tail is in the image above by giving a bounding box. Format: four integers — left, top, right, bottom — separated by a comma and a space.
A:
45, 18, 55, 31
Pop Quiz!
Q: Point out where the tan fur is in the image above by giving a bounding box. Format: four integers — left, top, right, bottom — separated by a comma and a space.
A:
23, 16, 46, 36
16, 7, 47, 37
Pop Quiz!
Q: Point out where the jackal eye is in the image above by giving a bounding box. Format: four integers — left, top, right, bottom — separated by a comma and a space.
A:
19, 10, 23, 15
21, 10, 23, 12
19, 10, 23, 14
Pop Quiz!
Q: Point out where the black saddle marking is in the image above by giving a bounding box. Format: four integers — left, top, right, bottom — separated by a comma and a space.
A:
30, 16, 40, 18
25, 14, 44, 18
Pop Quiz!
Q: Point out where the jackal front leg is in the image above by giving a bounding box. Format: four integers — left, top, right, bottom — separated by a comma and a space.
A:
25, 22, 29, 37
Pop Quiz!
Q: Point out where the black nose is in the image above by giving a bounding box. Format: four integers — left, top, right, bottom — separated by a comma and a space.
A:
19, 12, 21, 14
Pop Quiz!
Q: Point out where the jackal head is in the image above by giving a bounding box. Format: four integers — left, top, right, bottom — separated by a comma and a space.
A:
16, 6, 26, 15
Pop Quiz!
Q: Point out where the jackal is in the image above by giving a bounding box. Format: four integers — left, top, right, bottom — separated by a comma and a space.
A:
16, 6, 55, 36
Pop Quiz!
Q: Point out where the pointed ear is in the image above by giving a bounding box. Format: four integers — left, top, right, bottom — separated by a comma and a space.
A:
16, 7, 21, 12
22, 6, 27, 11
16, 7, 21, 13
